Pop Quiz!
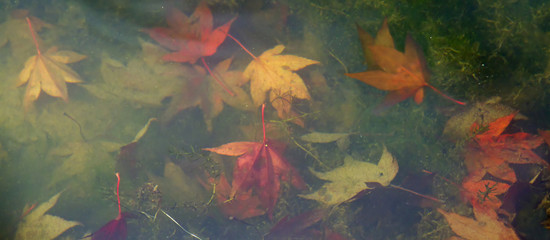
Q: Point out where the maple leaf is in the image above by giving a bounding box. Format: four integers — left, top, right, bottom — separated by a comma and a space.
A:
464, 112, 547, 183
242, 45, 319, 125
203, 173, 266, 220
85, 39, 187, 106
438, 207, 520, 240
461, 176, 510, 212
17, 18, 86, 110
538, 129, 550, 147
148, 161, 210, 205
146, 1, 235, 64
346, 19, 464, 113
204, 104, 305, 218
162, 57, 253, 130
0, 10, 52, 62
299, 146, 398, 205
88, 173, 132, 240
442, 96, 525, 142
15, 192, 81, 240
265, 208, 329, 240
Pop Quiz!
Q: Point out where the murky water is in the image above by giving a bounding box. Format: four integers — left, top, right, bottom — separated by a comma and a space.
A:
1, 0, 550, 239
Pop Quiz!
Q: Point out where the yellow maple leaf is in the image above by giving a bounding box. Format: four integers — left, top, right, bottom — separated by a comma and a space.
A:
243, 45, 319, 124
17, 47, 86, 110
16, 17, 86, 110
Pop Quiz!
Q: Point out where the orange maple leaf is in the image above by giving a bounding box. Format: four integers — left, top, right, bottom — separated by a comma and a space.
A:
464, 112, 547, 183
461, 176, 510, 212
346, 19, 464, 113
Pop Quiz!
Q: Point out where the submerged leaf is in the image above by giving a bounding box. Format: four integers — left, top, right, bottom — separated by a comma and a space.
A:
15, 192, 81, 240
300, 146, 398, 205
300, 132, 351, 143
438, 207, 520, 240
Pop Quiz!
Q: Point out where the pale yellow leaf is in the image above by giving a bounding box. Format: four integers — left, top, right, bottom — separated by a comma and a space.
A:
299, 145, 398, 205
15, 192, 81, 240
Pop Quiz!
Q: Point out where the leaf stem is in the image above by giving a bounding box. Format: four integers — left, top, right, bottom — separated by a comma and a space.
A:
201, 57, 235, 96
115, 172, 122, 219
227, 34, 257, 60
25, 17, 41, 55
426, 84, 466, 105
389, 184, 444, 203
262, 103, 266, 145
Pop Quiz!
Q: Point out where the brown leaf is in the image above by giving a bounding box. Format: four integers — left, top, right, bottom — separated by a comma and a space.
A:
162, 57, 253, 130
438, 207, 520, 240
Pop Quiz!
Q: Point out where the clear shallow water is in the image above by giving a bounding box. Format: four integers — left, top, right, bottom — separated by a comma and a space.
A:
1, 0, 550, 239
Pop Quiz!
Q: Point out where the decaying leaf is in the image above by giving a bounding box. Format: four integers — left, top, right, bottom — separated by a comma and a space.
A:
86, 40, 187, 106
15, 192, 81, 240
300, 132, 351, 143
162, 57, 253, 130
48, 140, 123, 189
243, 45, 319, 125
0, 10, 52, 62
300, 146, 398, 205
148, 161, 209, 204
300, 131, 352, 151
438, 207, 520, 240
443, 97, 527, 141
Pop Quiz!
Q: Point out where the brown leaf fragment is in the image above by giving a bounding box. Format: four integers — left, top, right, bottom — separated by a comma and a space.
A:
438, 207, 520, 240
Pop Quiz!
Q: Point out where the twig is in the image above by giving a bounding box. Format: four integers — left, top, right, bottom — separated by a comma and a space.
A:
160, 209, 202, 240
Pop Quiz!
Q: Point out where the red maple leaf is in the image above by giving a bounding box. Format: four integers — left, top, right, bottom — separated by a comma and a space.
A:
202, 173, 265, 220
464, 112, 547, 183
145, 1, 235, 64
146, 2, 237, 96
87, 173, 132, 240
204, 104, 305, 218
